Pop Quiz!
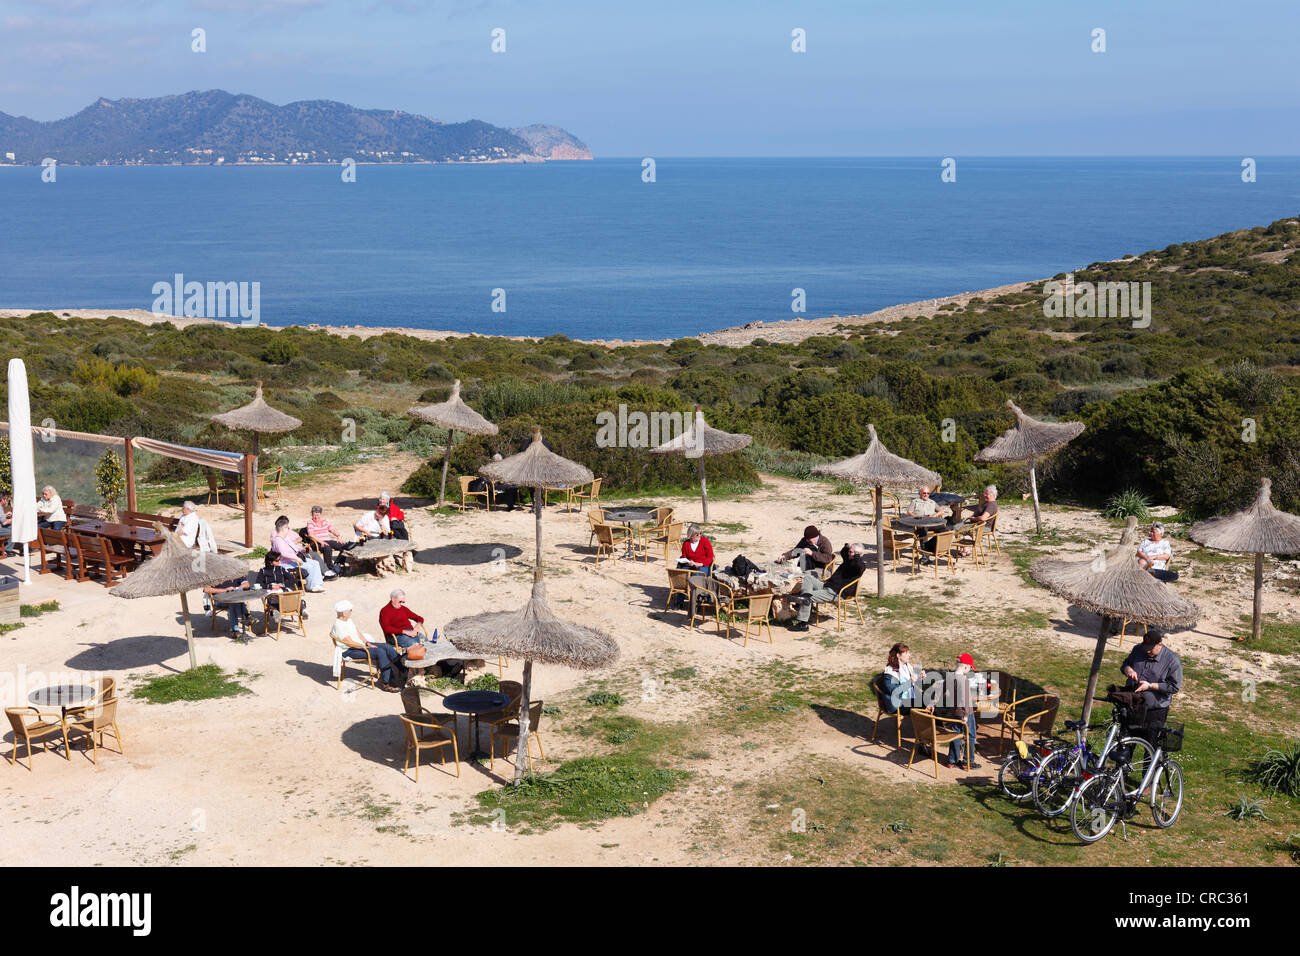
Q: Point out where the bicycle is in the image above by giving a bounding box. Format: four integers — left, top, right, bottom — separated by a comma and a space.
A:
1070, 722, 1185, 844
1030, 699, 1155, 819
998, 737, 1067, 803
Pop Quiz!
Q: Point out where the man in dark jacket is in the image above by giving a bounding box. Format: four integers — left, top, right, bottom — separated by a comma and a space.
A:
780, 525, 834, 573
1120, 630, 1182, 748
790, 543, 868, 630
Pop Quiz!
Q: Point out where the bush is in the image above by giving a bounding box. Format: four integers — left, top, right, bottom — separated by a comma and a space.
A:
1042, 354, 1103, 384
1049, 388, 1110, 417
1244, 740, 1300, 797
1103, 488, 1151, 520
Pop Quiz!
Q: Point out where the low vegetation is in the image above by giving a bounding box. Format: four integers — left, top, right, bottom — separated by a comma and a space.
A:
131, 665, 254, 704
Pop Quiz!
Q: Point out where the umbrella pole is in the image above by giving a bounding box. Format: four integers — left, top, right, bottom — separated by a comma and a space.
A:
438, 430, 456, 509
1251, 552, 1264, 642
253, 433, 260, 513
22, 542, 31, 585
1028, 457, 1042, 536
1080, 614, 1111, 726
698, 456, 709, 523
514, 658, 534, 784
534, 485, 544, 577
180, 590, 198, 670
875, 483, 885, 598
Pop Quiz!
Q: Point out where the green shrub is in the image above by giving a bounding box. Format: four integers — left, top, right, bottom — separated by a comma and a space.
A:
1103, 488, 1151, 520
1245, 740, 1300, 797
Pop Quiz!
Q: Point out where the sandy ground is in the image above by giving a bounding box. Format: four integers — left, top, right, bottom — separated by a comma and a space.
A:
1, 454, 1295, 866
0, 278, 1040, 350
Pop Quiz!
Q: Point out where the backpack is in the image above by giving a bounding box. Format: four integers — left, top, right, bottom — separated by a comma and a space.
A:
729, 554, 763, 579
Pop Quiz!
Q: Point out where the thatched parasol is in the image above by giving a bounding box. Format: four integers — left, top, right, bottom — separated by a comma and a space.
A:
407, 380, 498, 508
649, 406, 751, 522
812, 424, 940, 598
447, 579, 618, 783
211, 381, 302, 506
1030, 536, 1199, 724
481, 427, 592, 577
1189, 478, 1300, 642
111, 529, 250, 669
975, 400, 1084, 535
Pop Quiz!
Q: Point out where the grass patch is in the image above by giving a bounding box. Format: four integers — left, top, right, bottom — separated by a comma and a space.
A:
467, 756, 690, 832
20, 600, 59, 618
668, 666, 698, 680
131, 665, 254, 704
1232, 614, 1300, 655
585, 691, 625, 707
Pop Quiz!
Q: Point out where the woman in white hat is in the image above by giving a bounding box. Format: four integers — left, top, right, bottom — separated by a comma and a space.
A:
330, 599, 406, 690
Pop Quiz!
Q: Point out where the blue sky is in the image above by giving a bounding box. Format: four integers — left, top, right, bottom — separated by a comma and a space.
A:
1, 0, 1297, 155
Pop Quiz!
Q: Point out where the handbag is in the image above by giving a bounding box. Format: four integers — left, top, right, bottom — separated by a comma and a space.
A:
407, 643, 427, 660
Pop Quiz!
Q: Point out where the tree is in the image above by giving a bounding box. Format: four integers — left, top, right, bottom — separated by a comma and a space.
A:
95, 449, 126, 521
0, 436, 10, 498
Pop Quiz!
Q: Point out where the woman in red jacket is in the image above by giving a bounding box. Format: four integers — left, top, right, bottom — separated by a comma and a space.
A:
679, 523, 714, 576
379, 492, 408, 540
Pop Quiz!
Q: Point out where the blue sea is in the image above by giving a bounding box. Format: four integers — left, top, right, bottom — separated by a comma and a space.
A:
2, 157, 1297, 339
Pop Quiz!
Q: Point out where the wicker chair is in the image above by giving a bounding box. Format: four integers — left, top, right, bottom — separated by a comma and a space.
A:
688, 575, 734, 635
656, 521, 684, 564
908, 708, 969, 778
593, 522, 630, 565
569, 478, 602, 514
5, 707, 69, 770
871, 674, 903, 748
638, 507, 676, 559
881, 526, 918, 575
473, 681, 523, 744
731, 592, 775, 646
810, 573, 867, 632
999, 694, 1060, 756
332, 635, 378, 689
205, 473, 224, 506
458, 476, 490, 512
488, 699, 545, 772
957, 521, 989, 568
400, 714, 459, 779
271, 590, 307, 640
586, 508, 609, 549
665, 567, 691, 611
65, 696, 125, 765
922, 530, 959, 577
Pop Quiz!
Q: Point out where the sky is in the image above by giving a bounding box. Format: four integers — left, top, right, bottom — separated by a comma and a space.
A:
1, 0, 1297, 156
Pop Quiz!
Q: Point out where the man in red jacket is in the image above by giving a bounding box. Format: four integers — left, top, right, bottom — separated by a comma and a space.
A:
379, 589, 426, 648
379, 492, 409, 540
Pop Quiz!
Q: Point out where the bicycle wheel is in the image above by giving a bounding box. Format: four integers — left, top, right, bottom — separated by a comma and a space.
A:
1032, 750, 1078, 818
1150, 759, 1184, 828
1114, 736, 1157, 797
998, 754, 1035, 802
1071, 772, 1121, 844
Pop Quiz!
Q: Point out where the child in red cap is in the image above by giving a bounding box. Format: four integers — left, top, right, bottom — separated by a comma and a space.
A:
948, 653, 979, 769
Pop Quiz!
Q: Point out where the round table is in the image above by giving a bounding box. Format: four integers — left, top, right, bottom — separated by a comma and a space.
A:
212, 588, 270, 640
604, 508, 656, 559
401, 640, 487, 684
894, 515, 947, 533
930, 492, 966, 518
441, 690, 510, 760
28, 684, 95, 719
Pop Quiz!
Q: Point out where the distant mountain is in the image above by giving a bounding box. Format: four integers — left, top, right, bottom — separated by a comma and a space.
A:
509, 124, 592, 160
0, 91, 592, 165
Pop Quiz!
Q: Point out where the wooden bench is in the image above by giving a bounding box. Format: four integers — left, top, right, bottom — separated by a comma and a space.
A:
119, 510, 179, 531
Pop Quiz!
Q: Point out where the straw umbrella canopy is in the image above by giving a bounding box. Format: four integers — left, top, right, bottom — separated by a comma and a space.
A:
1189, 478, 1300, 642
446, 579, 618, 784
480, 427, 592, 577
211, 381, 301, 505
649, 406, 751, 522
974, 400, 1084, 535
406, 379, 498, 508
812, 424, 940, 598
1030, 534, 1199, 725
111, 529, 250, 670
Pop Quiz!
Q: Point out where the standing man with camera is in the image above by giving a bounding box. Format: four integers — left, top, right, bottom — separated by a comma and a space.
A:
1120, 629, 1182, 748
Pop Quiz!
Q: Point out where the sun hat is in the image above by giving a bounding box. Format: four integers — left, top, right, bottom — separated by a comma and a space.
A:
334, 599, 353, 614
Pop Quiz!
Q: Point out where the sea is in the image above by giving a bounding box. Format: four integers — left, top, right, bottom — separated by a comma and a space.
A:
2, 157, 1297, 340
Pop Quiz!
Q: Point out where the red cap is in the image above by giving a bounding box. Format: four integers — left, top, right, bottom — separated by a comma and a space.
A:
958, 653, 975, 667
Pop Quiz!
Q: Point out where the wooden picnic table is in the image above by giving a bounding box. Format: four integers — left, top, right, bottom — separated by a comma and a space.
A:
69, 520, 165, 560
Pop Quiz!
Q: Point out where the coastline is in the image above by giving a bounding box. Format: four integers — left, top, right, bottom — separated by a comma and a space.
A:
0, 277, 1042, 349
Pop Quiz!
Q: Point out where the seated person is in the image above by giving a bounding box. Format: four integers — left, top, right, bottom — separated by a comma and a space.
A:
923, 484, 998, 555
791, 542, 869, 630
256, 553, 294, 619
331, 599, 405, 691
679, 524, 715, 576
379, 588, 427, 649
1136, 522, 1177, 582
271, 516, 327, 592
379, 492, 409, 540
0, 493, 12, 555
906, 485, 946, 519
355, 504, 391, 541
780, 525, 834, 573
881, 642, 921, 715
487, 453, 519, 511
202, 575, 253, 636
35, 485, 67, 531
176, 500, 200, 548
305, 505, 357, 573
